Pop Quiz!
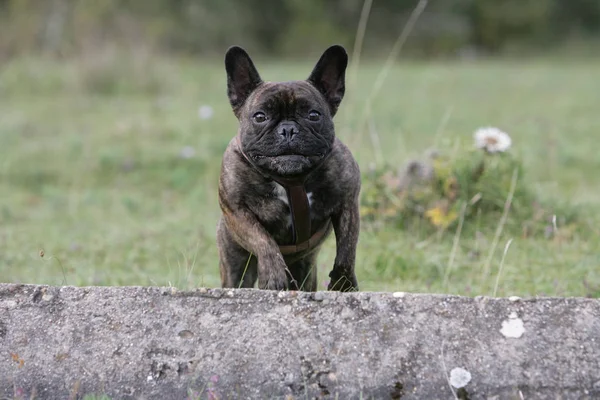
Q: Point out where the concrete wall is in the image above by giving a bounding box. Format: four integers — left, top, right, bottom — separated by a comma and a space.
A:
1, 284, 599, 399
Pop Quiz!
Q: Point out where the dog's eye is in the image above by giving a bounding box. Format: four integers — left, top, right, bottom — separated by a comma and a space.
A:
308, 110, 321, 122
252, 112, 267, 123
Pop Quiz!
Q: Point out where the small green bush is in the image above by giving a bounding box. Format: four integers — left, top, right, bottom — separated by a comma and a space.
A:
361, 127, 581, 239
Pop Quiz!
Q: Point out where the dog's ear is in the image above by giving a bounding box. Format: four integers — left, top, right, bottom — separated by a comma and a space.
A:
307, 45, 348, 117
225, 46, 263, 116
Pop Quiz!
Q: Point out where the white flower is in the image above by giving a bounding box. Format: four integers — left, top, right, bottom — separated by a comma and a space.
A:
198, 105, 214, 120
474, 127, 512, 153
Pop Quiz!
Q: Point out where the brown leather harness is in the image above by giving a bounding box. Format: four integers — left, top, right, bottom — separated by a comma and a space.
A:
236, 135, 331, 255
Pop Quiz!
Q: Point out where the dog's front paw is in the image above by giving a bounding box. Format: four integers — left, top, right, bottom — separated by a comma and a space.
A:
328, 270, 358, 292
260, 272, 288, 291
258, 256, 289, 291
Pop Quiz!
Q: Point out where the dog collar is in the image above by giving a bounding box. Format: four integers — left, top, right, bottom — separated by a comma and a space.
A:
235, 135, 330, 254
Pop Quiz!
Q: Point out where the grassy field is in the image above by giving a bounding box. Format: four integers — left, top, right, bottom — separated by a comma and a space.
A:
1, 53, 599, 297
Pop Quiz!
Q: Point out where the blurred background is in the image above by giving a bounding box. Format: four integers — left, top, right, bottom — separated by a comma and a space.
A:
1, 0, 599, 59
1, 0, 599, 296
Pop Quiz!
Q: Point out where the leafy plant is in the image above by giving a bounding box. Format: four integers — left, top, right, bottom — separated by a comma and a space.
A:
361, 127, 581, 239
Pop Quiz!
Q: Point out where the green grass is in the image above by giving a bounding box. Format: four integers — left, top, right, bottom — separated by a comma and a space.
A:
1, 54, 599, 297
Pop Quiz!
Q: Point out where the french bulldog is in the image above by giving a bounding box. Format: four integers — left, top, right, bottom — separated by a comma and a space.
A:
217, 45, 360, 292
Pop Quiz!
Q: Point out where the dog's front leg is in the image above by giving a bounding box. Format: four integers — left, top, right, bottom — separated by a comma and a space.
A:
328, 199, 360, 292
222, 208, 289, 291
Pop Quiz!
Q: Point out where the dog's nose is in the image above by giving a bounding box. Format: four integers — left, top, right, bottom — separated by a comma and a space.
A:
277, 122, 299, 141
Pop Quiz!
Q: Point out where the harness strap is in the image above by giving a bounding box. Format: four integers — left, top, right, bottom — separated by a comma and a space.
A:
278, 218, 331, 255
284, 183, 310, 244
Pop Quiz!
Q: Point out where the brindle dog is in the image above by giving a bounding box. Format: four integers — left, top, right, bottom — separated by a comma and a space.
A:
217, 45, 360, 292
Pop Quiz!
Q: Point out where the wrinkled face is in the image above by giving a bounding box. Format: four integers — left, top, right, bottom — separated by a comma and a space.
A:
239, 81, 335, 177
224, 45, 348, 179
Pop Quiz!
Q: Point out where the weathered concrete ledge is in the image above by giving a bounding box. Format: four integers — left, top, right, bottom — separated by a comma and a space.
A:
0, 284, 599, 399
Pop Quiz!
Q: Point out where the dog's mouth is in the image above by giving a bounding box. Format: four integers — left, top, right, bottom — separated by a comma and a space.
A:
248, 151, 329, 178
251, 152, 327, 161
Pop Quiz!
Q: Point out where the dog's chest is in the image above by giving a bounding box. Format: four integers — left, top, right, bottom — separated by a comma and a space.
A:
273, 183, 313, 206
272, 182, 313, 228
